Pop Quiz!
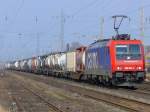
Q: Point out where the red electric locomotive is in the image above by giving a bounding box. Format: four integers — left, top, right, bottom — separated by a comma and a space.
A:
109, 35, 145, 86
110, 15, 145, 86
84, 34, 145, 86
85, 15, 145, 86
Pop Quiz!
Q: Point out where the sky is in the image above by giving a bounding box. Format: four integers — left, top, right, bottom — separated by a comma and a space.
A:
0, 0, 150, 61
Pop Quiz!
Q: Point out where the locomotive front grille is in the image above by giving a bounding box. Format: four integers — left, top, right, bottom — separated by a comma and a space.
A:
114, 72, 145, 84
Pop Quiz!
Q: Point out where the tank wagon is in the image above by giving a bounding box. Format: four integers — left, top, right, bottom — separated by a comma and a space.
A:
7, 34, 145, 86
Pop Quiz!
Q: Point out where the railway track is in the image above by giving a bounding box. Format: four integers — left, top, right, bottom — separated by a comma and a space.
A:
135, 82, 150, 94
11, 71, 150, 112
14, 81, 63, 112
116, 86, 150, 96
68, 85, 150, 112
134, 88, 150, 95
7, 74, 64, 112
18, 70, 150, 97
84, 95, 140, 112
21, 84, 64, 112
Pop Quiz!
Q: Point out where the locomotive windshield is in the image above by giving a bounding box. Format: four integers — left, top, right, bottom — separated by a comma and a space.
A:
116, 44, 141, 60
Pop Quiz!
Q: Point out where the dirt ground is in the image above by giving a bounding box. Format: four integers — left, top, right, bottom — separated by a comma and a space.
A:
0, 72, 51, 112
146, 73, 150, 81
0, 71, 128, 112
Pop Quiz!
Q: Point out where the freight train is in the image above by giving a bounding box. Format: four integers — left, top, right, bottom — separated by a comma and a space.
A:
6, 34, 146, 87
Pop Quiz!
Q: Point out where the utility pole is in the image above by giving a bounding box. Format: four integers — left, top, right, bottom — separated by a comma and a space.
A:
36, 33, 39, 56
139, 7, 144, 39
99, 17, 104, 40
35, 16, 39, 56
60, 10, 65, 51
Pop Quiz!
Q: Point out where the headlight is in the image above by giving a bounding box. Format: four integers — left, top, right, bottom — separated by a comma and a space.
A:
137, 67, 142, 70
124, 67, 129, 70
117, 66, 122, 70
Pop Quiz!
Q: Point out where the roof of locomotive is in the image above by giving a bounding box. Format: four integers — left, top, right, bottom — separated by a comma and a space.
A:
90, 39, 110, 45
89, 34, 142, 48
110, 39, 142, 45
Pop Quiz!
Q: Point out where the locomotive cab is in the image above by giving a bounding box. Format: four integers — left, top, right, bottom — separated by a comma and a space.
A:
110, 35, 145, 86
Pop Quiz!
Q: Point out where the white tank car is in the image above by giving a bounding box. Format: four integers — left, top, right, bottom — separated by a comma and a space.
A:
53, 54, 63, 70
40, 56, 46, 68
27, 59, 32, 71
6, 63, 11, 69
51, 55, 55, 66
53, 54, 59, 65
20, 60, 24, 70
23, 60, 28, 71
14, 61, 20, 69
58, 53, 66, 71
45, 55, 54, 68
35, 57, 42, 69
82, 52, 86, 66
12, 62, 16, 69
45, 54, 59, 68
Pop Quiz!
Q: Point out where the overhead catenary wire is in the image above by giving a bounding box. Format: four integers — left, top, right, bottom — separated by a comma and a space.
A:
71, 0, 124, 39
102, 2, 150, 38
7, 0, 25, 26
2, 0, 119, 39
2, 0, 150, 61
72, 0, 100, 17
